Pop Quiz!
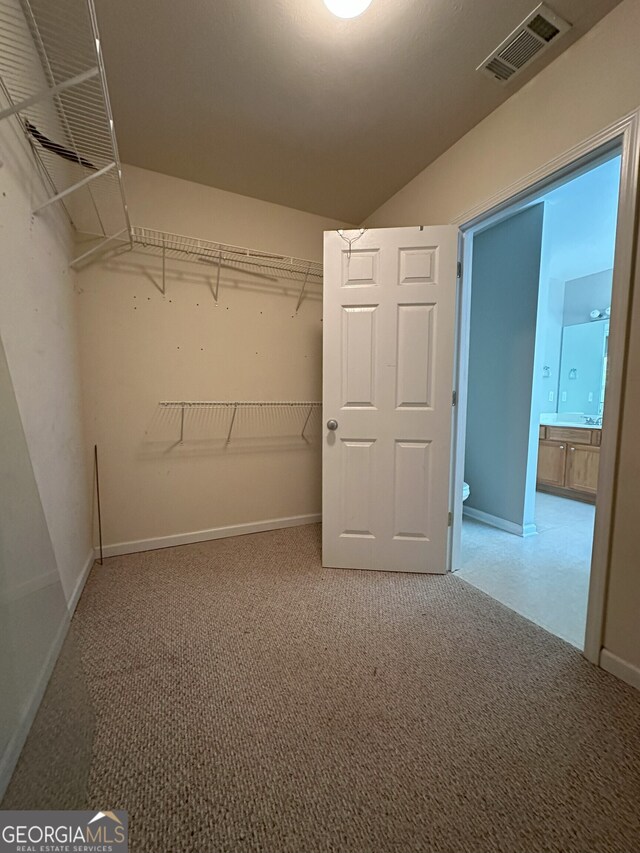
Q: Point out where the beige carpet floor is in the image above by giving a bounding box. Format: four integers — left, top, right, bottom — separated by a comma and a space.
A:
70, 525, 640, 851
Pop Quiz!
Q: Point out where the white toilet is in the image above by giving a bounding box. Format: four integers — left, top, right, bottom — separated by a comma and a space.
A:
462, 481, 470, 502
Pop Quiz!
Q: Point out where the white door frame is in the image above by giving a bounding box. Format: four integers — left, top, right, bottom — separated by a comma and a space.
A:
449, 108, 640, 666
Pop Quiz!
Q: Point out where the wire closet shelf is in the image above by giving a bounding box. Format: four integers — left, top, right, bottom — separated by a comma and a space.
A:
159, 401, 322, 445
0, 0, 131, 261
130, 227, 324, 310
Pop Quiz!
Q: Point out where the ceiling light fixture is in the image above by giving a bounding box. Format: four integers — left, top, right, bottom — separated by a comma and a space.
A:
323, 0, 373, 19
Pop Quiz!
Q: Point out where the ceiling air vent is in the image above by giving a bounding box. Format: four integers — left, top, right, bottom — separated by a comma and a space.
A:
478, 3, 572, 84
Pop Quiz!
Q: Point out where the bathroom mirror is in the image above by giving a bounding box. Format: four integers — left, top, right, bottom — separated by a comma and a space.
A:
557, 319, 608, 417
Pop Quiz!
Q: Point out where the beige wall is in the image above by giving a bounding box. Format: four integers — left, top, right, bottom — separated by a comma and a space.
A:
364, 0, 640, 678
76, 165, 351, 550
0, 111, 92, 603
0, 96, 93, 791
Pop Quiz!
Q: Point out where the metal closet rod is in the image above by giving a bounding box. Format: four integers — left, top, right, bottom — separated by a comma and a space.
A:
158, 401, 322, 445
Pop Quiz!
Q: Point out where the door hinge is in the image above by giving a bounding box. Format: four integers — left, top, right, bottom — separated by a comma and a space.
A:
448, 511, 453, 527
452, 390, 457, 407
457, 261, 462, 278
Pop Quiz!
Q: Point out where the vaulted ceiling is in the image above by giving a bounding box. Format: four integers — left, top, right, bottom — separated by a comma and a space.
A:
95, 0, 621, 222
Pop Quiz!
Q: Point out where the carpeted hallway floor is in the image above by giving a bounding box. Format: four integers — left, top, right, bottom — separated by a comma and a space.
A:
45, 525, 640, 850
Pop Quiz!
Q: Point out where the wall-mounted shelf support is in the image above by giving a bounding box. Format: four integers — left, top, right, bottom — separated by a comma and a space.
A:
213, 252, 222, 303
34, 161, 116, 214
179, 406, 185, 445
71, 227, 129, 267
301, 405, 314, 443
226, 404, 239, 445
295, 264, 312, 314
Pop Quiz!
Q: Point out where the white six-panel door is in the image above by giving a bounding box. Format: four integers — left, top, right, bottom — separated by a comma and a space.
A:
322, 226, 459, 573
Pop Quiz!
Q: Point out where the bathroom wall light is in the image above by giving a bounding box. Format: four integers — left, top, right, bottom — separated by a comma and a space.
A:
323, 0, 373, 18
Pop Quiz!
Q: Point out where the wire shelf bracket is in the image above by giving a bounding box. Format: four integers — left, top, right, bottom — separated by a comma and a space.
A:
34, 159, 116, 213
0, 0, 132, 262
295, 264, 312, 314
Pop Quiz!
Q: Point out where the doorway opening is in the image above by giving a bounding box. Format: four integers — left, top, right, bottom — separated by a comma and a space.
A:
451, 147, 624, 650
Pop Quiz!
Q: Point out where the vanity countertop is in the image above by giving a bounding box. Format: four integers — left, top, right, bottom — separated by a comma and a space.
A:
540, 417, 602, 430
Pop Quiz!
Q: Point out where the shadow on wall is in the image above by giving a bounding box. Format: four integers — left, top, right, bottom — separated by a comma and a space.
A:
138, 404, 323, 457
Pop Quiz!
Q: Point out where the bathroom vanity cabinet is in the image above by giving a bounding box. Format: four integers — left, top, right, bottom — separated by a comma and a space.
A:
537, 426, 600, 503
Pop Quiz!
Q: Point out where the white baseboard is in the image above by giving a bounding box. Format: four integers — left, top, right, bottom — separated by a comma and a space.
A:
95, 513, 322, 559
600, 649, 640, 691
66, 549, 96, 616
0, 609, 69, 802
463, 506, 538, 537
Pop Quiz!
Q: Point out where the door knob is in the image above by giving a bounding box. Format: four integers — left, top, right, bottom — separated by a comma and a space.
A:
327, 419, 338, 431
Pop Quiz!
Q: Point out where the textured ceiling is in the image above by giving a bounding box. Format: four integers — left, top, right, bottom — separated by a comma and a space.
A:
95, 0, 621, 222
